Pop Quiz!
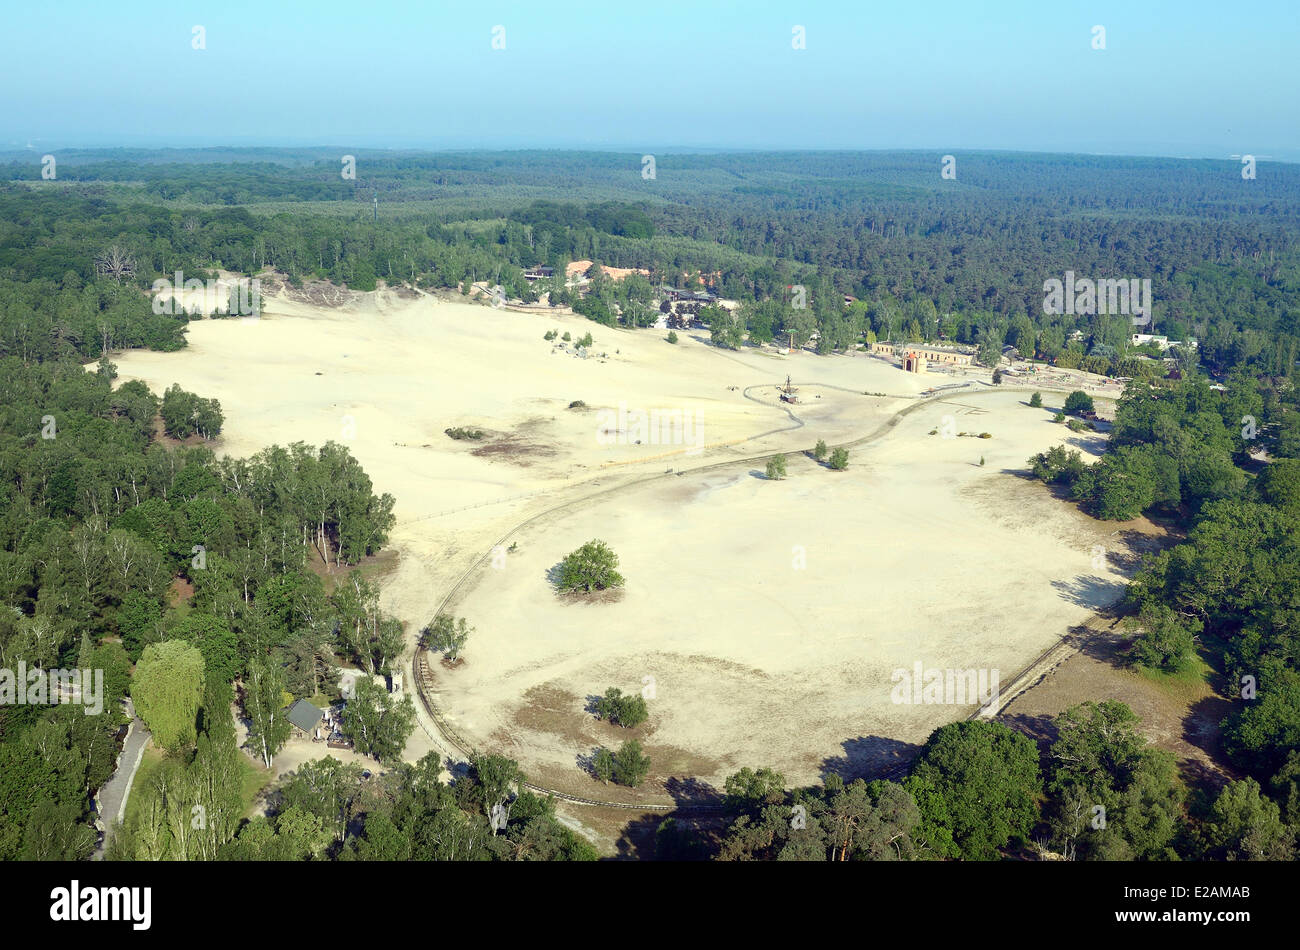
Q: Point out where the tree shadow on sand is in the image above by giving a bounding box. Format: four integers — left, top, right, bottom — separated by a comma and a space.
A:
1099, 545, 1145, 574
613, 810, 726, 861
609, 777, 727, 861
1051, 575, 1127, 610
1114, 526, 1167, 558
1183, 695, 1235, 764
574, 747, 599, 779
1070, 621, 1133, 670
444, 758, 472, 783
1176, 756, 1235, 796
1065, 433, 1110, 455
663, 775, 725, 808
819, 735, 923, 784
998, 711, 1062, 760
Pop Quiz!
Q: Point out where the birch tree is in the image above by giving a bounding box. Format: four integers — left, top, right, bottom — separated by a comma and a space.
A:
245, 655, 290, 769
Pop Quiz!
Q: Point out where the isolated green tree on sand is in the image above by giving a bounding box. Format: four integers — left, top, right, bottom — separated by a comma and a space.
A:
592, 747, 615, 784
828, 447, 849, 470
424, 614, 471, 663
556, 539, 624, 593
766, 454, 787, 479
613, 740, 651, 787
1064, 390, 1095, 414
132, 639, 205, 751
1029, 391, 1043, 408
595, 687, 648, 727
813, 439, 828, 461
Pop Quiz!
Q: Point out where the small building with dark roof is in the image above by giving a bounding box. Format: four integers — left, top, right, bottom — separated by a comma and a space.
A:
287, 698, 324, 738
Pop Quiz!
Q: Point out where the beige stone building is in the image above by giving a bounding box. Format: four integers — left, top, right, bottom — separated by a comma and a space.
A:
871, 341, 974, 368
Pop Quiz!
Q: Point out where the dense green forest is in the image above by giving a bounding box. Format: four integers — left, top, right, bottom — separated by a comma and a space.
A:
664, 704, 1292, 861
4, 149, 1299, 376
0, 357, 403, 858
1011, 369, 1300, 866
1, 149, 1298, 861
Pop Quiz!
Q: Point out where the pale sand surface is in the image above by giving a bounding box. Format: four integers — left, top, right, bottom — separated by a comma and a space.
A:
151, 269, 257, 316
446, 391, 1134, 793
111, 288, 1142, 799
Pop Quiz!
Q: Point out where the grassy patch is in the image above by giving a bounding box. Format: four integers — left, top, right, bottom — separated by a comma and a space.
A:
309, 548, 398, 596
127, 736, 277, 824
122, 742, 167, 827
239, 757, 274, 818
1134, 652, 1214, 702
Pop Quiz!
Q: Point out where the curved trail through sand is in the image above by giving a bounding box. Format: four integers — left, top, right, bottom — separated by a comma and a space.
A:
410, 380, 1044, 811
401, 380, 923, 526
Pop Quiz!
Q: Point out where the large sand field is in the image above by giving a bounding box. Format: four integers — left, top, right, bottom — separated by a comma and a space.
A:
111, 287, 1149, 801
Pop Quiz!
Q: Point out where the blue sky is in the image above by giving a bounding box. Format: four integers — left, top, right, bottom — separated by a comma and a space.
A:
2, 0, 1297, 159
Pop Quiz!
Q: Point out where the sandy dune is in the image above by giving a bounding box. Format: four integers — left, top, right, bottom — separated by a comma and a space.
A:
111, 289, 1142, 798
447, 388, 1136, 793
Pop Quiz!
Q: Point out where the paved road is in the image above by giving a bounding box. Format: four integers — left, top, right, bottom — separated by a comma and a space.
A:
92, 700, 151, 860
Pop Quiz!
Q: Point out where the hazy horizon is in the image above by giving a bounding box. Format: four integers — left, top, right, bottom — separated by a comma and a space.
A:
3, 144, 1297, 167
3, 0, 1297, 162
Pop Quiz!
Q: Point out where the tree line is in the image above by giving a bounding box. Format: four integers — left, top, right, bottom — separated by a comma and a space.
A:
5, 148, 1300, 384
655, 705, 1293, 861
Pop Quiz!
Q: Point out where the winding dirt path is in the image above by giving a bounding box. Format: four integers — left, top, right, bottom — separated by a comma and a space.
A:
409, 379, 1056, 810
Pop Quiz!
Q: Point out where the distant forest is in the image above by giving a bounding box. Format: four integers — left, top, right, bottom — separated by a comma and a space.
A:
2, 149, 1299, 378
